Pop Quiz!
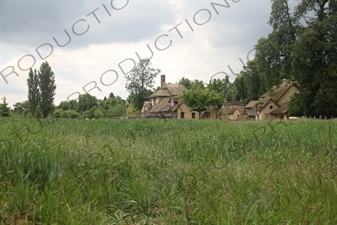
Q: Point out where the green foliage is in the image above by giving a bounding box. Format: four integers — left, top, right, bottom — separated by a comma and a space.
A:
58, 100, 78, 111
234, 60, 264, 104
1, 118, 337, 224
241, 0, 337, 117
292, 13, 337, 117
53, 108, 63, 118
288, 93, 303, 117
98, 96, 126, 117
178, 77, 207, 90
126, 103, 139, 116
182, 86, 222, 113
27, 62, 56, 118
0, 97, 11, 117
178, 76, 193, 90
208, 76, 235, 102
125, 58, 161, 111
13, 101, 29, 116
108, 92, 115, 99
27, 68, 40, 117
53, 109, 79, 118
93, 107, 104, 119
233, 75, 247, 101
127, 90, 153, 112
60, 109, 79, 119
38, 62, 57, 118
78, 94, 98, 112
82, 108, 96, 119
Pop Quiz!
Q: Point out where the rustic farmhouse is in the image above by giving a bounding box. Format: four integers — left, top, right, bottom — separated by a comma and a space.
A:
218, 98, 247, 120
245, 79, 300, 120
141, 75, 204, 119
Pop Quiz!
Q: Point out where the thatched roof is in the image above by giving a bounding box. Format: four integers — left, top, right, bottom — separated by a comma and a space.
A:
260, 79, 299, 103
245, 109, 257, 117
259, 99, 279, 112
270, 106, 288, 115
149, 89, 170, 97
164, 84, 186, 96
149, 97, 182, 113
149, 83, 186, 98
245, 100, 259, 109
223, 101, 244, 106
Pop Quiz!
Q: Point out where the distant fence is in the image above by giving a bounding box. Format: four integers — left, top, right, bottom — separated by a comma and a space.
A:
301, 116, 335, 120
88, 115, 336, 121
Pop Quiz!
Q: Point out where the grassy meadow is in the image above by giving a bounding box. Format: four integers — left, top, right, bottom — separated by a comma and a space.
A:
0, 117, 337, 224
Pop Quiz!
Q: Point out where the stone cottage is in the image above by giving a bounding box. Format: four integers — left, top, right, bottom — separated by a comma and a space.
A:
218, 99, 247, 120
245, 79, 300, 120
141, 75, 204, 119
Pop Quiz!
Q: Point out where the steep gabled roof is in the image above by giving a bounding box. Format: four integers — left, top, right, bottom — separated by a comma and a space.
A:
260, 80, 299, 103
149, 97, 183, 113
245, 100, 259, 109
270, 106, 288, 115
149, 83, 186, 98
259, 99, 280, 112
149, 89, 170, 97
164, 84, 186, 96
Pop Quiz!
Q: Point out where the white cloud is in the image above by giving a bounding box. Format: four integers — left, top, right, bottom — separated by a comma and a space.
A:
0, 0, 274, 108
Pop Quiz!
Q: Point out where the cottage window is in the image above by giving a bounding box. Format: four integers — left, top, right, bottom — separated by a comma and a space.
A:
270, 105, 273, 110
181, 112, 185, 119
192, 113, 195, 119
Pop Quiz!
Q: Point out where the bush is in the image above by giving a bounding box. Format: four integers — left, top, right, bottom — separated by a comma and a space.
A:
288, 93, 303, 117
53, 109, 63, 118
60, 110, 79, 119
0, 103, 11, 117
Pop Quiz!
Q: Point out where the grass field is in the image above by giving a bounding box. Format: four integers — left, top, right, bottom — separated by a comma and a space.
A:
0, 118, 337, 224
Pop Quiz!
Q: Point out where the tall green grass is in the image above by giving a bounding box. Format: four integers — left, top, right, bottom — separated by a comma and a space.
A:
0, 118, 336, 224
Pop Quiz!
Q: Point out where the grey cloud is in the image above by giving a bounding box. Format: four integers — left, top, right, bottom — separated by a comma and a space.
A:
1, 0, 177, 50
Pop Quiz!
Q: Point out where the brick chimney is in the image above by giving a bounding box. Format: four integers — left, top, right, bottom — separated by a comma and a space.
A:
161, 74, 166, 88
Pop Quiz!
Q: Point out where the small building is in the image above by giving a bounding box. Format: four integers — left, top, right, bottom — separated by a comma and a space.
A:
141, 75, 205, 119
245, 79, 300, 120
218, 99, 247, 120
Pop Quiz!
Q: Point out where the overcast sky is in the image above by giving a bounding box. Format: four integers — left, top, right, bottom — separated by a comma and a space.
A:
0, 0, 279, 107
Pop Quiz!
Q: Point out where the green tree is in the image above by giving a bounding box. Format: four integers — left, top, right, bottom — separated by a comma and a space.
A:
13, 100, 29, 116
98, 96, 126, 117
125, 58, 161, 111
57, 101, 71, 111
78, 94, 98, 113
291, 0, 337, 117
288, 93, 304, 117
253, 0, 301, 91
109, 92, 115, 99
27, 68, 40, 117
126, 103, 139, 116
0, 97, 11, 117
182, 86, 222, 114
178, 77, 207, 90
38, 62, 56, 118
178, 77, 193, 90
239, 0, 337, 117
57, 100, 78, 112
234, 60, 263, 104
233, 75, 247, 102
208, 76, 234, 102
53, 108, 63, 118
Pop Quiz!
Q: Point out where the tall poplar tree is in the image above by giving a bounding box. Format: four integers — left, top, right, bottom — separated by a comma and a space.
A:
38, 62, 56, 118
27, 68, 40, 117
